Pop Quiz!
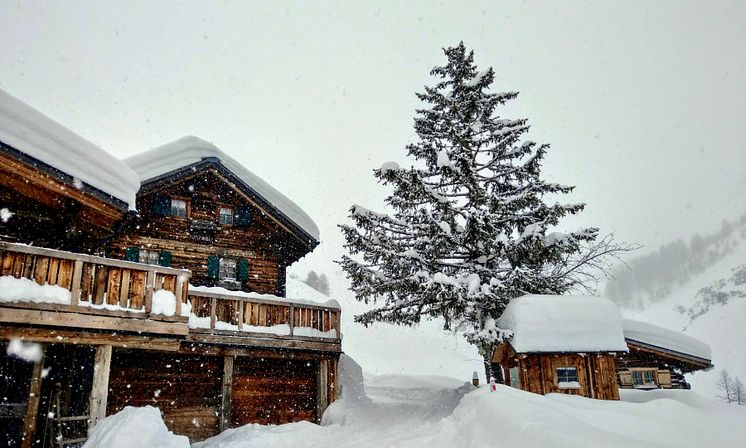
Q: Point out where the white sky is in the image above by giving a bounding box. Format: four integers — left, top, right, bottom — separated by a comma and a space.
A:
1, 0, 744, 279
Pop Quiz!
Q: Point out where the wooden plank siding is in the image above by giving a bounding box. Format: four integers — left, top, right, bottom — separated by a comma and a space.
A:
231, 356, 318, 426
107, 350, 223, 442
495, 344, 620, 400
109, 170, 310, 296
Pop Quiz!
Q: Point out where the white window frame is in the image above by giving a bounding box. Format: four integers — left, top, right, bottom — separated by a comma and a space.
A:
556, 366, 578, 384
632, 369, 657, 386
219, 257, 237, 280
219, 207, 234, 225
138, 249, 160, 266
171, 199, 187, 218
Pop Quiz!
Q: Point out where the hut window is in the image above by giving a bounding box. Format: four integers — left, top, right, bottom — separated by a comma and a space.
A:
556, 367, 578, 384
138, 249, 160, 265
219, 258, 237, 280
509, 367, 521, 388
219, 207, 234, 225
171, 199, 187, 218
632, 369, 657, 387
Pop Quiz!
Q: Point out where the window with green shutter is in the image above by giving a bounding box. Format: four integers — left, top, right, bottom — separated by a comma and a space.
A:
207, 255, 219, 279
159, 250, 172, 267
125, 247, 139, 262
153, 194, 171, 217
236, 258, 249, 281
235, 206, 251, 227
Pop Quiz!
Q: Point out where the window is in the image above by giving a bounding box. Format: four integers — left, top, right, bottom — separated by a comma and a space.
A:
219, 257, 237, 280
138, 249, 160, 265
171, 199, 187, 218
509, 367, 521, 389
219, 207, 234, 225
556, 367, 578, 386
632, 370, 657, 386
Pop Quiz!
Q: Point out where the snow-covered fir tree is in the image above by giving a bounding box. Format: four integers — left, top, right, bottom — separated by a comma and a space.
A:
339, 43, 624, 380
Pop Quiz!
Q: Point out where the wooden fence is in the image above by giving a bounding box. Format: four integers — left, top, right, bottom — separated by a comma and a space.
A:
0, 242, 190, 315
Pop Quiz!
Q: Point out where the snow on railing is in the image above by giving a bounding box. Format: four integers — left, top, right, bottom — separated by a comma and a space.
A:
187, 288, 341, 340
0, 242, 191, 316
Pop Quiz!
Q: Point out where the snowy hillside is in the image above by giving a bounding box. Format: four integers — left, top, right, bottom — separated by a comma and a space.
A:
287, 275, 484, 381
620, 231, 746, 398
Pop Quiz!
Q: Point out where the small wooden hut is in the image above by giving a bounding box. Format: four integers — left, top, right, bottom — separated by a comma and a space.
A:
492, 295, 628, 400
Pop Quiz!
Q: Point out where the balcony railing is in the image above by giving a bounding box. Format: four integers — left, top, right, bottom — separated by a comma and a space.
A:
0, 242, 189, 316
187, 289, 341, 341
0, 242, 341, 349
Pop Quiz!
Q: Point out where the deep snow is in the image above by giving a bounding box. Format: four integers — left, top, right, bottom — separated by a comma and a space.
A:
90, 355, 746, 448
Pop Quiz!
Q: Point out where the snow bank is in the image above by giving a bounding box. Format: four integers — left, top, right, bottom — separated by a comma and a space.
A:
0, 275, 71, 305
0, 88, 139, 209
124, 136, 319, 240
151, 289, 178, 316
497, 295, 628, 353
6, 338, 43, 362
623, 319, 711, 362
83, 406, 189, 448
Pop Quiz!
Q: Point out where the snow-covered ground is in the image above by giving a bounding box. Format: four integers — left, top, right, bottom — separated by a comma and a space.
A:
89, 355, 746, 448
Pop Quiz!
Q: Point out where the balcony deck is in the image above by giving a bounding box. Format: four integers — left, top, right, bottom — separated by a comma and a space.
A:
0, 242, 341, 353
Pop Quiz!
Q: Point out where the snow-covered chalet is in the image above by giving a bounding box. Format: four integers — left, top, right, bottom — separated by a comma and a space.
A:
0, 88, 341, 447
491, 295, 712, 400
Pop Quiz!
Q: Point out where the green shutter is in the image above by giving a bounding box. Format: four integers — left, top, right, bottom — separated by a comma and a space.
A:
235, 206, 251, 227
236, 258, 249, 281
153, 195, 171, 217
125, 247, 139, 262
207, 255, 219, 279
159, 251, 172, 267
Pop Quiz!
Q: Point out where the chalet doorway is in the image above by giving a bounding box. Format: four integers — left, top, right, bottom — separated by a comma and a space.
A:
230, 356, 317, 426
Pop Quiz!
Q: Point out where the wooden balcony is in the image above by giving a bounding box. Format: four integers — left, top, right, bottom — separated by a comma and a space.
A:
0, 242, 191, 348
0, 242, 342, 353
186, 288, 341, 352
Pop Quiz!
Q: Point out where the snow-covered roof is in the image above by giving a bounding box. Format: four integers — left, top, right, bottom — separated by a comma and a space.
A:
622, 319, 711, 362
0, 88, 139, 209
497, 295, 629, 353
124, 136, 319, 242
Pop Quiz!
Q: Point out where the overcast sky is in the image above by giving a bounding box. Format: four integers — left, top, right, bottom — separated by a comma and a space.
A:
1, 0, 744, 279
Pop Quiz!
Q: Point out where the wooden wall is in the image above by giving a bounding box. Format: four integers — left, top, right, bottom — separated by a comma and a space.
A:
107, 350, 222, 442
231, 356, 318, 426
494, 345, 620, 400
111, 170, 309, 295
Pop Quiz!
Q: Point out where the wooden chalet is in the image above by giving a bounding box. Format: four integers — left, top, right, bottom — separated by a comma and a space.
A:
491, 295, 629, 400
616, 319, 712, 390
0, 92, 341, 447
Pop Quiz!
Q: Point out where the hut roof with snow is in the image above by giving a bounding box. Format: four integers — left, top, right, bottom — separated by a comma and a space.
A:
622, 319, 712, 365
0, 88, 139, 210
124, 136, 319, 245
497, 295, 629, 354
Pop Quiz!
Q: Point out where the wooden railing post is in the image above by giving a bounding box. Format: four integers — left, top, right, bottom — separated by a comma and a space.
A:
210, 297, 217, 330
174, 275, 184, 317
70, 259, 84, 306
289, 303, 295, 336
88, 345, 112, 434
335, 309, 341, 339
144, 270, 155, 314
237, 300, 244, 331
